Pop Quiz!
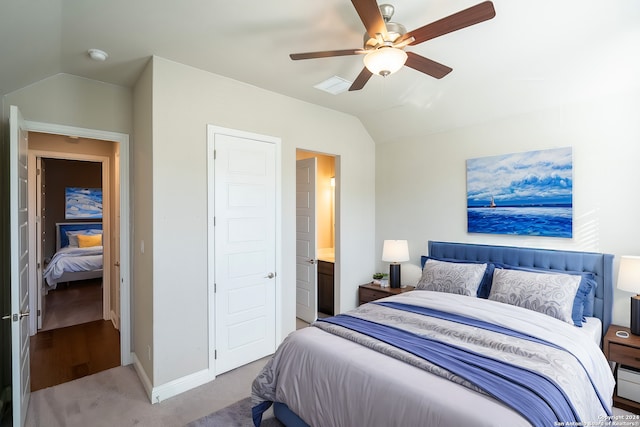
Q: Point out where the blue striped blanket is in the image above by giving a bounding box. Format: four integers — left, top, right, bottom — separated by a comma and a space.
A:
314, 299, 611, 426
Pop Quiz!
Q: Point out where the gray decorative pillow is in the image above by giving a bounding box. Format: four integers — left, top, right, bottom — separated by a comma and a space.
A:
488, 268, 581, 324
416, 259, 487, 296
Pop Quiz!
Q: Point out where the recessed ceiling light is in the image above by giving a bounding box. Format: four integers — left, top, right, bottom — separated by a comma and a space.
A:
314, 76, 352, 95
88, 49, 109, 61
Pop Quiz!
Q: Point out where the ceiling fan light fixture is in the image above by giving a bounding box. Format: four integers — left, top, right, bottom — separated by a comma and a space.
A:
363, 47, 407, 77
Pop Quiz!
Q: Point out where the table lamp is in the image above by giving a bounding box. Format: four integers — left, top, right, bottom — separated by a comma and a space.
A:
382, 240, 410, 288
617, 255, 640, 335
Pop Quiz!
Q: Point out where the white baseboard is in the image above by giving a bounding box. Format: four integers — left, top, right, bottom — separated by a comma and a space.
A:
131, 353, 216, 404
110, 310, 119, 330
132, 354, 153, 401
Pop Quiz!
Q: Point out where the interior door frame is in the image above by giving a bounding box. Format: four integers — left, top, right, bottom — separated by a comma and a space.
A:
23, 120, 132, 365
28, 151, 111, 333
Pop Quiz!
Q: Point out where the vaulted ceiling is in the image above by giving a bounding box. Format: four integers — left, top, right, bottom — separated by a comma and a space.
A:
2, 0, 639, 143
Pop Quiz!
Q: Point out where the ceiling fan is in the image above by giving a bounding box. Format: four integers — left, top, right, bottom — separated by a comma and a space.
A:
290, 0, 496, 91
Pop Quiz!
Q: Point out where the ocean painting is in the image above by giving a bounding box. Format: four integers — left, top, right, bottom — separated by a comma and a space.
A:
65, 187, 103, 219
466, 147, 573, 238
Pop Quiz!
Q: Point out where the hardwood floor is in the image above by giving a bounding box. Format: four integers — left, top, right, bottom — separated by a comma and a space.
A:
41, 279, 102, 331
30, 320, 120, 391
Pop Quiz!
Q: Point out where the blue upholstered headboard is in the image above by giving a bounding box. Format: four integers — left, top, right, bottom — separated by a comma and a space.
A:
428, 241, 614, 336
56, 222, 103, 250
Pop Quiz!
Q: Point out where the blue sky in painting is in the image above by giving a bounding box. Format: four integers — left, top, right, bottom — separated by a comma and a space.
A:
466, 147, 573, 207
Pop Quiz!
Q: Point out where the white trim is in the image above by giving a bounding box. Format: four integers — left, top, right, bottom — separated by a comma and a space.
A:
132, 353, 215, 404
132, 353, 153, 401
24, 120, 133, 365
206, 138, 216, 373
110, 309, 119, 330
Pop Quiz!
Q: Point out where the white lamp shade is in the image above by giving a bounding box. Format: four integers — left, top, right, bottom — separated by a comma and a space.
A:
617, 256, 640, 293
382, 240, 410, 263
363, 47, 407, 77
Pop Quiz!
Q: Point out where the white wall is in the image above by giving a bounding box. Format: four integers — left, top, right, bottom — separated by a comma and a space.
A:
2, 73, 132, 134
145, 56, 376, 386
375, 89, 640, 327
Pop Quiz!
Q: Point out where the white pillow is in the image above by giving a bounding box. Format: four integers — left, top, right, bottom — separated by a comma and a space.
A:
489, 268, 581, 324
416, 259, 487, 296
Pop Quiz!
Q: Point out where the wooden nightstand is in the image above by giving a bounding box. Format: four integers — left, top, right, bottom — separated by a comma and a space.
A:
358, 282, 415, 305
603, 325, 640, 413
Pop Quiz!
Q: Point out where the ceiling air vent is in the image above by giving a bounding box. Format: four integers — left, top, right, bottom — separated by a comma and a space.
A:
314, 76, 352, 95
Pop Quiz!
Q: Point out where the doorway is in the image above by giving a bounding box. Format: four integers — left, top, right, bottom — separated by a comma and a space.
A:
22, 120, 131, 368
295, 150, 337, 322
37, 158, 104, 331
7, 109, 131, 425
27, 133, 121, 390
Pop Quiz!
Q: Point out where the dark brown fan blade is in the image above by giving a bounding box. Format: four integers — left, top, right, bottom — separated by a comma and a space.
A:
290, 49, 362, 60
404, 52, 452, 79
349, 67, 373, 91
399, 1, 496, 46
351, 0, 388, 39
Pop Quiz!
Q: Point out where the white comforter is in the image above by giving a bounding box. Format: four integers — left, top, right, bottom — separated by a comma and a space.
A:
43, 246, 103, 288
252, 291, 614, 427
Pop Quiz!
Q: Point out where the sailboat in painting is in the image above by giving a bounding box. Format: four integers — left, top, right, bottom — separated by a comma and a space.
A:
490, 196, 496, 208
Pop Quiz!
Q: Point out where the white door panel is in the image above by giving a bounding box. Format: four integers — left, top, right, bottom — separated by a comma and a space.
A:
295, 158, 317, 323
210, 129, 277, 375
9, 105, 31, 427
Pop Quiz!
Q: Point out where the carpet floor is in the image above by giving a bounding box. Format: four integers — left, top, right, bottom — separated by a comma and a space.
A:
26, 358, 273, 427
186, 397, 283, 427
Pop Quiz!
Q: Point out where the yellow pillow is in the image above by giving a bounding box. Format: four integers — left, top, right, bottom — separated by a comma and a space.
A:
77, 233, 102, 248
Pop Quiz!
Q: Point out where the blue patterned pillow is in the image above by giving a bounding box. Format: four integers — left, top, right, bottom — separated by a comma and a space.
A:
489, 268, 581, 324
416, 259, 488, 296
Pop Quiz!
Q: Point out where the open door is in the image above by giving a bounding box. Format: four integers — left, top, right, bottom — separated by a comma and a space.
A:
8, 105, 31, 426
295, 158, 317, 323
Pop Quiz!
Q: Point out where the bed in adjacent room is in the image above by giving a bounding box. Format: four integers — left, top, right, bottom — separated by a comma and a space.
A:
43, 222, 104, 289
252, 241, 615, 427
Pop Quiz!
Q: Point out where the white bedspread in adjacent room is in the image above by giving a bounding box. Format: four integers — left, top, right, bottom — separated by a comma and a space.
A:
43, 246, 103, 288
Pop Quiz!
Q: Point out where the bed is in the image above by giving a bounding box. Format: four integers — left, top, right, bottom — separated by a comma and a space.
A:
252, 241, 616, 427
42, 222, 104, 289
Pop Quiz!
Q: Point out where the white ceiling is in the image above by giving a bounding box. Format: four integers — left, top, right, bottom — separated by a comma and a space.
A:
2, 0, 639, 143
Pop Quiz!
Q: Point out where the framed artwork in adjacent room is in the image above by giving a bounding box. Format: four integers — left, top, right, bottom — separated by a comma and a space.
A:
65, 187, 103, 219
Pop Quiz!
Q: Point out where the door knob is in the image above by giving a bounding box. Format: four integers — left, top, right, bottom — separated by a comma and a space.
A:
265, 272, 275, 279
2, 311, 29, 322
307, 259, 316, 265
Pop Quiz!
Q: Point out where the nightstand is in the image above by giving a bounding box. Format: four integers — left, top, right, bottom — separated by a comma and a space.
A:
603, 325, 640, 413
358, 282, 415, 305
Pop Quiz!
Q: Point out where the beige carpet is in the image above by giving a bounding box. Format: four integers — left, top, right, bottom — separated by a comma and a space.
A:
25, 357, 274, 427
41, 279, 102, 331
186, 397, 283, 427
